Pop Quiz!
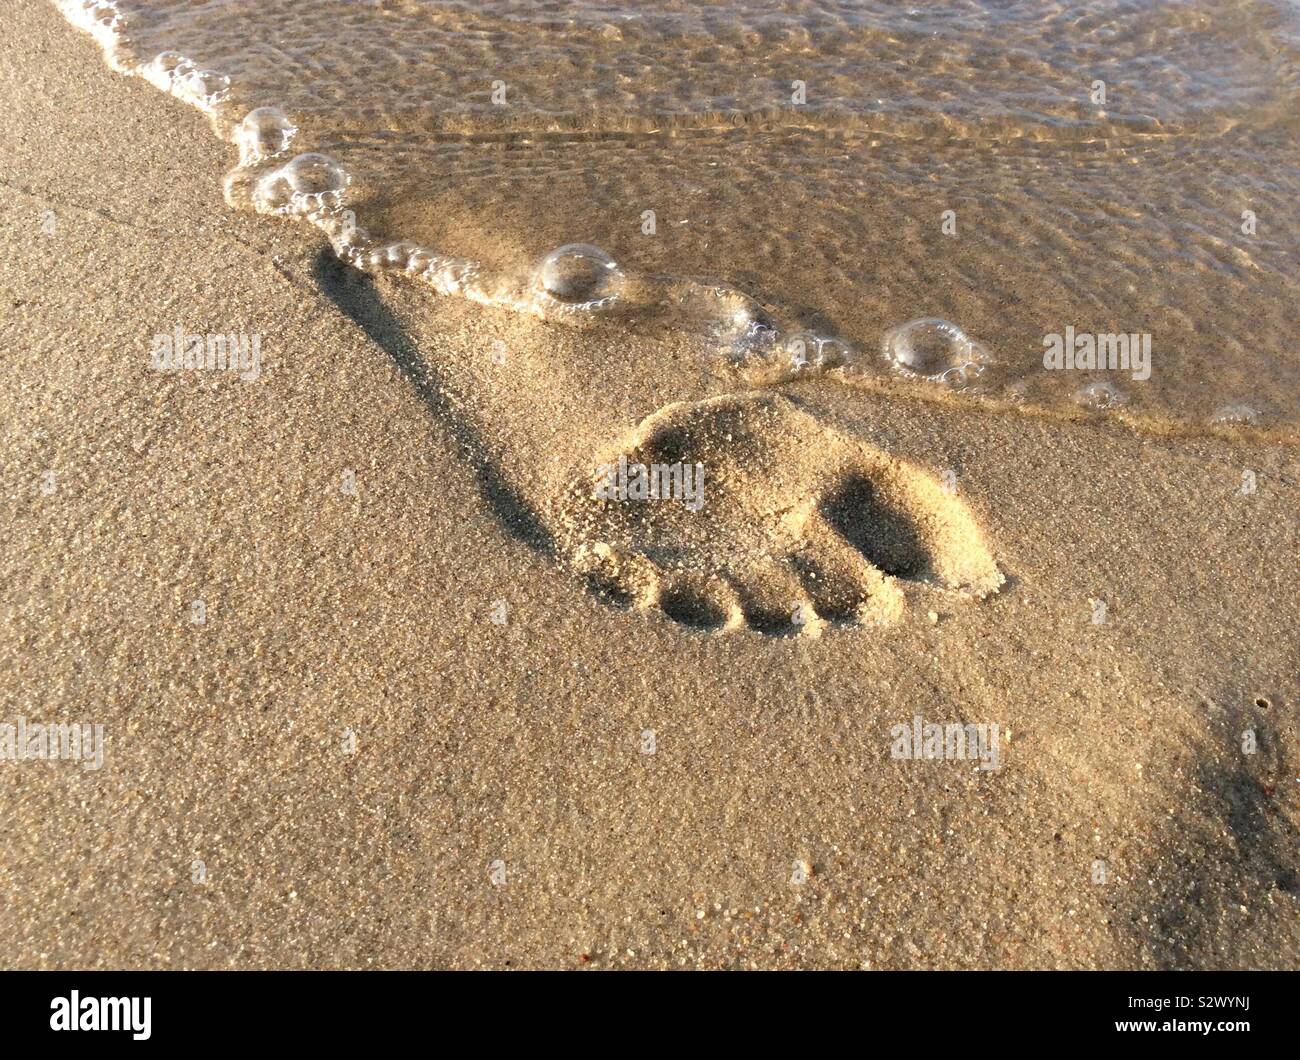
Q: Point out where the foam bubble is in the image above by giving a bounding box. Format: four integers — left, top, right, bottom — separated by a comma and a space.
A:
537, 244, 624, 309
786, 333, 857, 372
1074, 380, 1126, 411
404, 247, 437, 275
144, 51, 196, 92
347, 236, 485, 298
58, 1, 122, 46
1212, 403, 1261, 425
254, 152, 351, 215
310, 208, 369, 254
673, 282, 779, 360
178, 69, 231, 109
236, 107, 297, 163
142, 52, 231, 109
364, 241, 421, 270
718, 295, 773, 345
882, 317, 989, 385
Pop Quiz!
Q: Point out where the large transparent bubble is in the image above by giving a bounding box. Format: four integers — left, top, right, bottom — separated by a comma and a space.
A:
254, 152, 351, 214
236, 106, 297, 164
882, 317, 990, 386
536, 244, 625, 309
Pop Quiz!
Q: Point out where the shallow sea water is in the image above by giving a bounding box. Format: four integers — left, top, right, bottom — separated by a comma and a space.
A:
56, 0, 1300, 438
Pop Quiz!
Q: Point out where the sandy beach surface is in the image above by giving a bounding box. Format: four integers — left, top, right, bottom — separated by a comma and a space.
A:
2, 2, 1297, 969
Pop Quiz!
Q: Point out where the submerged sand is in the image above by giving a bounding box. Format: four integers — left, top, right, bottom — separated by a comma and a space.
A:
1, 2, 1297, 969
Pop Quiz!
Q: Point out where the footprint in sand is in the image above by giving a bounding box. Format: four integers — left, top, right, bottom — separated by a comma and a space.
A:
552, 391, 1002, 635
313, 252, 1001, 636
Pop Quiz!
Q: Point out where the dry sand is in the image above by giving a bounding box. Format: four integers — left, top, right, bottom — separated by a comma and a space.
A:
1, 2, 1297, 969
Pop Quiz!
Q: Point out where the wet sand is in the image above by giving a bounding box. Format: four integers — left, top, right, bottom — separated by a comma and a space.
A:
1, 2, 1297, 969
